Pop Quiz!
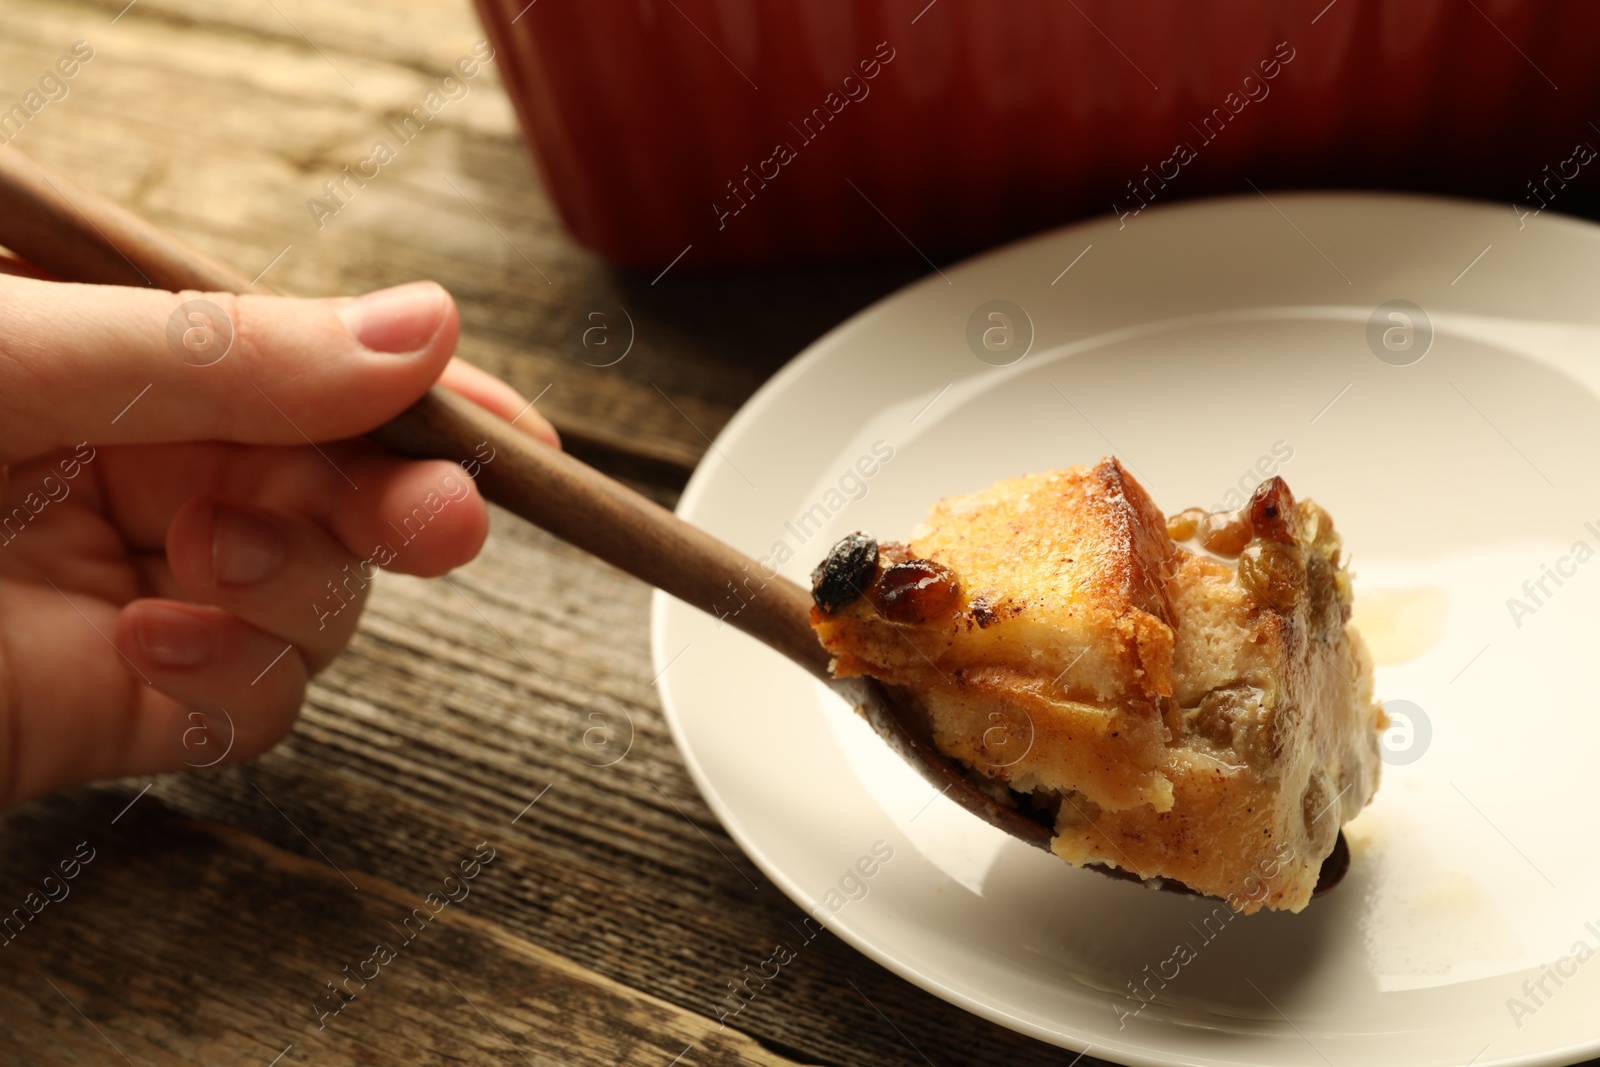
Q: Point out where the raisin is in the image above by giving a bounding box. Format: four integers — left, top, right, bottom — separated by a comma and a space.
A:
1247, 476, 1298, 545
875, 558, 960, 623
1199, 511, 1252, 557
1166, 507, 1206, 542
1238, 540, 1305, 613
1303, 551, 1345, 641
1301, 773, 1336, 841
1184, 684, 1276, 771
810, 532, 878, 614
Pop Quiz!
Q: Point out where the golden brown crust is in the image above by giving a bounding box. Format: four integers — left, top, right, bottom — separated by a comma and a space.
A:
908, 457, 1179, 702
1082, 456, 1179, 629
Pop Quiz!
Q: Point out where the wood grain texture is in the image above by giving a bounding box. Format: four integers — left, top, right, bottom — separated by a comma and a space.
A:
0, 790, 803, 1067
0, 0, 1114, 1064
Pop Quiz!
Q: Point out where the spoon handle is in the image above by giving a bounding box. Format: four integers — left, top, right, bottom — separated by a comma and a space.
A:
0, 145, 831, 680
368, 388, 830, 677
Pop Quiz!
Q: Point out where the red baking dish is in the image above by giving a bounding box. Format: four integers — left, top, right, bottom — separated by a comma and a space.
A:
473, 0, 1600, 267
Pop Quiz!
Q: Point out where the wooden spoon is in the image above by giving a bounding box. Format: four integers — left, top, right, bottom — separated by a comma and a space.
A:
0, 145, 1346, 900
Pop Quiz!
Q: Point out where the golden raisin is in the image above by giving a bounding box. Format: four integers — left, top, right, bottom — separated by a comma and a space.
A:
1200, 511, 1253, 557
1239, 540, 1305, 613
1166, 508, 1205, 542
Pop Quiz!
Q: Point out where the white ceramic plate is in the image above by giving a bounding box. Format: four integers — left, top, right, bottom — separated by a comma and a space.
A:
651, 193, 1600, 1067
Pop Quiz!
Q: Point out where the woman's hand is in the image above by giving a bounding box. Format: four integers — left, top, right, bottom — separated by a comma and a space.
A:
0, 271, 557, 806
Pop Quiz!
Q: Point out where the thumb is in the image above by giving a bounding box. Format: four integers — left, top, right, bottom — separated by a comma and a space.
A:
0, 274, 458, 461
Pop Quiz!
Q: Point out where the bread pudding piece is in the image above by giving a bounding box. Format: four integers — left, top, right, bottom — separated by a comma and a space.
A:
809, 458, 1382, 913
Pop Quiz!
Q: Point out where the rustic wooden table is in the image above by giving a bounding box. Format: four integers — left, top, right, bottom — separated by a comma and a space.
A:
0, 0, 1122, 1064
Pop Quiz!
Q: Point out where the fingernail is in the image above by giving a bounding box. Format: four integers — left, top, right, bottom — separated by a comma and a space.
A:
136, 606, 214, 668
212, 505, 285, 586
338, 281, 447, 354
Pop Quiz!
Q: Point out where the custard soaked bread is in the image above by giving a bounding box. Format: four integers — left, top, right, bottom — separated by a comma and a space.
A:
809, 458, 1382, 913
